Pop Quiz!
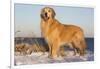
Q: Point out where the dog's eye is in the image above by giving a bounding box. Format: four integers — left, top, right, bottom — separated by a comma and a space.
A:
48, 10, 50, 12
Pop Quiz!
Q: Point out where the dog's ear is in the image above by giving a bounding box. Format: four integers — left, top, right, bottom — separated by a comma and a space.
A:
51, 8, 56, 18
40, 9, 44, 19
40, 13, 43, 19
40, 9, 43, 18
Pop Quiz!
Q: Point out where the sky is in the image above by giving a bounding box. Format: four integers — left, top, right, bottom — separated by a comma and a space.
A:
15, 3, 94, 38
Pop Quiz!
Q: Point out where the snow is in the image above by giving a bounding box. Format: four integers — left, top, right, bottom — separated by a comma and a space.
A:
14, 50, 94, 66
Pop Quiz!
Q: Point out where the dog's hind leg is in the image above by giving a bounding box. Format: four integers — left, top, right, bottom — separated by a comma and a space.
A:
79, 38, 87, 56
71, 41, 80, 55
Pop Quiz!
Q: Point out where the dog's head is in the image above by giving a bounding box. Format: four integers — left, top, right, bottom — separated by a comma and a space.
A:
40, 7, 56, 21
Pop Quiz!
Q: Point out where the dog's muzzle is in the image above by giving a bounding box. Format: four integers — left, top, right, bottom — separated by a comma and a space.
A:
41, 12, 49, 21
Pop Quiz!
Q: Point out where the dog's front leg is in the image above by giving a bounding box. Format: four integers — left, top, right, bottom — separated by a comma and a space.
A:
48, 44, 52, 58
51, 43, 59, 59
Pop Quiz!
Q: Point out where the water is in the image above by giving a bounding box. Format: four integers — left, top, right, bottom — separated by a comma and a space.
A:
15, 37, 94, 52
86, 38, 94, 52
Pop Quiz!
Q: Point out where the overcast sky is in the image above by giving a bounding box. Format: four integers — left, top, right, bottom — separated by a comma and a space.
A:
15, 3, 94, 38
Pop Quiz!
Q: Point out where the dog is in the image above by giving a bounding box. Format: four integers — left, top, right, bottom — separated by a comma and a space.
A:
40, 7, 87, 58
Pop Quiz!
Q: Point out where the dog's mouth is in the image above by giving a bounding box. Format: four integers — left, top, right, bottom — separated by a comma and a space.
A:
45, 13, 48, 18
41, 12, 49, 21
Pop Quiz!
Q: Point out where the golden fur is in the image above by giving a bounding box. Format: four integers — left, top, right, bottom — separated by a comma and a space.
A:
40, 7, 87, 58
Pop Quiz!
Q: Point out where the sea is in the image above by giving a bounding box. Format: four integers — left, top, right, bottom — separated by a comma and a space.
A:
15, 37, 94, 52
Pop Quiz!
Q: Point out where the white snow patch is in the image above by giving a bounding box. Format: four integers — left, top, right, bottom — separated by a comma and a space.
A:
14, 51, 94, 66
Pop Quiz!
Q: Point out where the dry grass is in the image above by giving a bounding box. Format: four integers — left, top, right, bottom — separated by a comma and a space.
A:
15, 43, 47, 55
15, 43, 30, 55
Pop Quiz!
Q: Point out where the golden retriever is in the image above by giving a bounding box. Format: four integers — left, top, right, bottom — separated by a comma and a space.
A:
40, 7, 87, 58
